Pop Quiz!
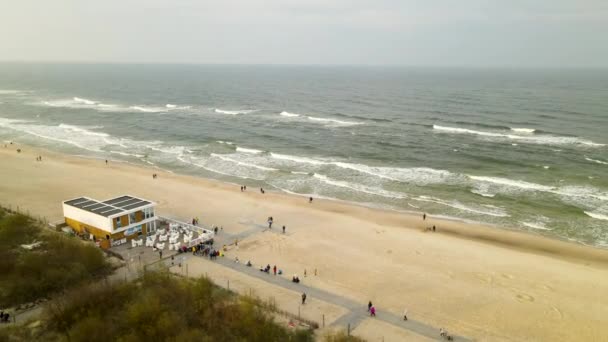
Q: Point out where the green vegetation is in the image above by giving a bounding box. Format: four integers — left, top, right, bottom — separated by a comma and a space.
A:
0, 207, 364, 341
0, 208, 112, 308
2, 271, 315, 342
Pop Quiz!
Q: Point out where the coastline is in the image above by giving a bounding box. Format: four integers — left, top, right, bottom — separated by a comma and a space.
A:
2, 142, 607, 266
3, 142, 608, 340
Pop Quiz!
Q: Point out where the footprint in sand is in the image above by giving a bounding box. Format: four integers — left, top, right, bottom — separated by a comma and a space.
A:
501, 273, 515, 280
475, 273, 494, 284
386, 249, 392, 254
549, 306, 564, 319
540, 284, 554, 292
515, 293, 535, 302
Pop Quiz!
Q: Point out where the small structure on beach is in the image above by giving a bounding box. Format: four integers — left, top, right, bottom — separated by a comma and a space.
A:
62, 195, 157, 248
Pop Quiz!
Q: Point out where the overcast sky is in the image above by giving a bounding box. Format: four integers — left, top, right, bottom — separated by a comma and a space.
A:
1, 0, 607, 67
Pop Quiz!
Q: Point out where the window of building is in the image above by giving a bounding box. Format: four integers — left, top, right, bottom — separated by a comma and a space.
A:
116, 217, 122, 228
144, 207, 154, 219
129, 212, 137, 225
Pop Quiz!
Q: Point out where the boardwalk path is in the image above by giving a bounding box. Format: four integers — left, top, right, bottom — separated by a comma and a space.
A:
211, 223, 471, 341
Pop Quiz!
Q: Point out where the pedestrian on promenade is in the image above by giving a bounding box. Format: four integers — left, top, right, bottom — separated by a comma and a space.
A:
302, 292, 307, 304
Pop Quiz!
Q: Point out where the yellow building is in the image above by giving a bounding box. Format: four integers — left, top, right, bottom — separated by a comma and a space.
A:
63, 195, 157, 247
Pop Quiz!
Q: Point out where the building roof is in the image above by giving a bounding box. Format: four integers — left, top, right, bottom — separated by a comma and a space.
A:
63, 195, 154, 218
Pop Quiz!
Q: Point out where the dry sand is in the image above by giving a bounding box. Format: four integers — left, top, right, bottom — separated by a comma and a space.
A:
2, 144, 608, 341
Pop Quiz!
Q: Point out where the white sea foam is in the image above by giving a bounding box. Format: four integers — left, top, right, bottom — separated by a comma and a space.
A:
332, 162, 455, 185
214, 108, 256, 115
313, 173, 406, 199
307, 116, 362, 126
415, 195, 509, 217
522, 221, 552, 230
270, 152, 327, 165
129, 106, 166, 113
585, 157, 608, 165
39, 97, 192, 113
58, 124, 109, 137
110, 150, 145, 158
280, 111, 300, 117
73, 97, 97, 105
210, 153, 277, 171
471, 188, 496, 197
510, 127, 536, 133
433, 125, 605, 147
0, 90, 27, 95
236, 147, 263, 154
468, 175, 554, 192
584, 211, 608, 221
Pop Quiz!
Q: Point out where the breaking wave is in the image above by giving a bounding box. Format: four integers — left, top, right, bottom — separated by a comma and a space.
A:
585, 157, 608, 165
433, 125, 605, 147
214, 108, 257, 115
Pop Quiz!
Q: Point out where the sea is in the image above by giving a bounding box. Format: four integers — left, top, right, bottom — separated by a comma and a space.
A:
0, 63, 607, 247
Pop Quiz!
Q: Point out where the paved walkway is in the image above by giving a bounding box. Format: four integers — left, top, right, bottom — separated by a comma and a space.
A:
213, 256, 471, 341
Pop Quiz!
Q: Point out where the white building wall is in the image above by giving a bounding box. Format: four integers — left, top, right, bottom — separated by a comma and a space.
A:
62, 204, 113, 232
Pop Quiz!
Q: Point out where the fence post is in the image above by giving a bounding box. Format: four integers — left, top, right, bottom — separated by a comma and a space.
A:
227, 279, 230, 290
323, 314, 325, 328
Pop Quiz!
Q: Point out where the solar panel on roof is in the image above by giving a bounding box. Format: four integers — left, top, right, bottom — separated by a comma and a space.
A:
102, 196, 133, 205
65, 197, 88, 206
112, 198, 141, 208
74, 200, 97, 208
100, 209, 124, 217
86, 203, 108, 211
122, 201, 150, 210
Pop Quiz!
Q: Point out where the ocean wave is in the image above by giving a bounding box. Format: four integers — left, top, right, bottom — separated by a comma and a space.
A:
39, 97, 193, 114
210, 153, 277, 171
306, 116, 362, 126
522, 221, 552, 230
585, 156, 608, 165
415, 195, 510, 217
433, 125, 605, 147
129, 106, 166, 113
278, 111, 362, 126
216, 140, 234, 145
584, 211, 608, 221
214, 108, 257, 115
269, 152, 328, 165
332, 162, 455, 185
110, 150, 145, 158
58, 124, 109, 137
166, 104, 191, 110
468, 175, 554, 192
0, 90, 27, 95
236, 146, 263, 154
313, 173, 407, 199
510, 127, 536, 133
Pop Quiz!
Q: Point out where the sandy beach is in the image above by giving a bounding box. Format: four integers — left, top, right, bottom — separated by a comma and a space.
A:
2, 144, 608, 341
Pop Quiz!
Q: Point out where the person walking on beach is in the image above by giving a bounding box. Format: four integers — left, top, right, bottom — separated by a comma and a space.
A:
302, 292, 307, 304
304, 269, 307, 277
370, 306, 376, 317
159, 250, 163, 259
432, 225, 436, 232
368, 301, 373, 312
423, 213, 426, 220
282, 225, 286, 234
240, 186, 243, 192
273, 265, 277, 275
309, 197, 313, 203
268, 217, 273, 229
105, 159, 108, 165
403, 308, 408, 321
